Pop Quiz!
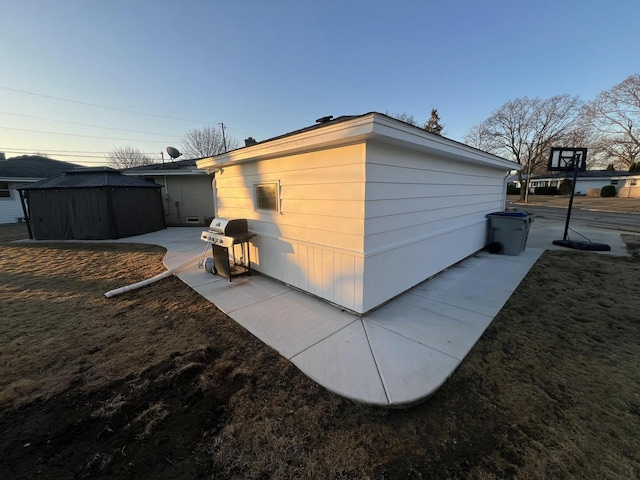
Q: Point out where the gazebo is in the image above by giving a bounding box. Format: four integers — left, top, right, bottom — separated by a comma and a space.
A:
18, 167, 165, 240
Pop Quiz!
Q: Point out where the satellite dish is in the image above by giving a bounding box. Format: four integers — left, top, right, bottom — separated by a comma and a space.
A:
166, 146, 182, 159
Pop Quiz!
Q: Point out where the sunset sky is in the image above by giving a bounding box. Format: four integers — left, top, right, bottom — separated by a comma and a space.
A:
1, 0, 638, 165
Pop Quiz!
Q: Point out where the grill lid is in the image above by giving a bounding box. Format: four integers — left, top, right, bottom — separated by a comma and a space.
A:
208, 217, 248, 236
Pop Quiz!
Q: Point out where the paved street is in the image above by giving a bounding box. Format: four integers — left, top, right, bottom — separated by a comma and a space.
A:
508, 202, 640, 233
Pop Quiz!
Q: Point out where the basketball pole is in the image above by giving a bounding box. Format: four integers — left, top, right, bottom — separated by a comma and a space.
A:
550, 147, 610, 251
562, 151, 581, 241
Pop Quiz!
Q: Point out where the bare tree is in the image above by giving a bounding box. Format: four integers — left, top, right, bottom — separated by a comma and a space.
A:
181, 126, 240, 159
465, 120, 497, 152
584, 74, 640, 169
423, 108, 444, 135
386, 109, 444, 134
385, 111, 418, 126
106, 146, 154, 169
465, 95, 582, 201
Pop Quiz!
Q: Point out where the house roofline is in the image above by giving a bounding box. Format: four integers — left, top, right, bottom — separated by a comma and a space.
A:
121, 169, 209, 177
196, 113, 519, 172
0, 177, 45, 183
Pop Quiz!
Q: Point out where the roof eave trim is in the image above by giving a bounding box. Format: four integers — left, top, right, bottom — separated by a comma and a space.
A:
0, 177, 46, 183
121, 169, 209, 176
196, 114, 377, 169
196, 113, 519, 171
369, 115, 519, 171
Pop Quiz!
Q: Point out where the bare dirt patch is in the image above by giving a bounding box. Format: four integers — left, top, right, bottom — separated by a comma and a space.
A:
1, 236, 639, 479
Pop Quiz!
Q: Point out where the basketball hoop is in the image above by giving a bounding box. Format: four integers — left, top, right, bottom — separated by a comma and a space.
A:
547, 147, 610, 251
547, 147, 587, 172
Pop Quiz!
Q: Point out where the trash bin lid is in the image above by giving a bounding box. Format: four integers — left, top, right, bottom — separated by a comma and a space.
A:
487, 211, 528, 217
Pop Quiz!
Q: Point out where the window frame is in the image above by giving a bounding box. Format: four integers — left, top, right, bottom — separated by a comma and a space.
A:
0, 182, 11, 199
254, 181, 280, 213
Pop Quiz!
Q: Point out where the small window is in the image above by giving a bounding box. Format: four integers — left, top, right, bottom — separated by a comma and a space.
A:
0, 182, 10, 198
254, 182, 279, 212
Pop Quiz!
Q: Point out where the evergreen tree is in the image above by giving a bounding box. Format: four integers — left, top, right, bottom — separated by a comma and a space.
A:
606, 163, 615, 171
424, 108, 444, 135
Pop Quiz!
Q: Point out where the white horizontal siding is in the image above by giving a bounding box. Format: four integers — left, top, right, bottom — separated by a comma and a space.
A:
364, 142, 505, 253
0, 184, 27, 224
574, 179, 611, 194
362, 221, 487, 312
216, 144, 366, 311
161, 176, 213, 225
361, 141, 509, 311
367, 182, 503, 199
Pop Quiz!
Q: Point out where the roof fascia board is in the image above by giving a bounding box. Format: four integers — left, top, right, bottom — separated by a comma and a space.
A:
370, 114, 520, 171
196, 115, 376, 170
121, 170, 208, 176
197, 113, 519, 172
0, 177, 44, 182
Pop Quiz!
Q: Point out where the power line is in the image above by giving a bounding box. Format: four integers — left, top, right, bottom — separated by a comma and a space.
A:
0, 126, 169, 143
0, 146, 159, 154
0, 111, 181, 138
1, 150, 152, 159
0, 85, 211, 124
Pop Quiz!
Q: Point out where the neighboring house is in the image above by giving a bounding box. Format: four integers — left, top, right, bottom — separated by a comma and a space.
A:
197, 112, 518, 314
122, 158, 214, 226
0, 155, 82, 224
528, 170, 636, 195
617, 175, 640, 198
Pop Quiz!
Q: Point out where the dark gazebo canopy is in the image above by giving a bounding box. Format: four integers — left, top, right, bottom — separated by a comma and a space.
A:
18, 167, 162, 190
18, 167, 165, 240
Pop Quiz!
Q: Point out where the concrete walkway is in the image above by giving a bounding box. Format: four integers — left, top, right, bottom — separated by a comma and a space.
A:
101, 221, 634, 406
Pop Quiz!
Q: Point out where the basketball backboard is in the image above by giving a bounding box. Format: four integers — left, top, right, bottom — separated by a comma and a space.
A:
547, 147, 587, 171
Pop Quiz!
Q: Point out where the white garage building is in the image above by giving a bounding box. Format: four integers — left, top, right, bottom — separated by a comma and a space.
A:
197, 113, 518, 314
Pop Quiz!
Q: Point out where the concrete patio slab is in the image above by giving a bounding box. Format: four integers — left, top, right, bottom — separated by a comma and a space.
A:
363, 321, 461, 405
86, 227, 566, 406
364, 293, 485, 360
174, 262, 221, 288
410, 277, 517, 318
230, 289, 356, 359
527, 218, 631, 255
290, 320, 389, 405
368, 294, 494, 331
191, 274, 292, 315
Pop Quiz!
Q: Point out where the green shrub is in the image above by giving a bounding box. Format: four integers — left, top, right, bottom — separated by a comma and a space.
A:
600, 185, 617, 197
559, 179, 573, 195
534, 186, 560, 195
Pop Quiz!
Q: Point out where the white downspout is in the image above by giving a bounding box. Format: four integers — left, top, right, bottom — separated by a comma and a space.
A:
503, 172, 510, 209
104, 246, 209, 298
211, 173, 218, 218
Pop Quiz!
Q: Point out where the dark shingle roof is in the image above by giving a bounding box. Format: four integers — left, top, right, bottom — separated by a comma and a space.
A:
122, 158, 200, 172
18, 167, 161, 190
216, 112, 515, 164
0, 155, 83, 179
256, 115, 361, 146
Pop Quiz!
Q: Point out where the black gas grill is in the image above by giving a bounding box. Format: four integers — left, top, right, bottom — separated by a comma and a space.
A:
201, 218, 256, 280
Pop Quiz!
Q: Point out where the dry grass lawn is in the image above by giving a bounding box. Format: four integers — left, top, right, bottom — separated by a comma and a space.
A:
507, 194, 640, 213
1, 223, 639, 479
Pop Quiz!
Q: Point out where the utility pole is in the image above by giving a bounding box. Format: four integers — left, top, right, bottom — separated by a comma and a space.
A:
219, 122, 228, 152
